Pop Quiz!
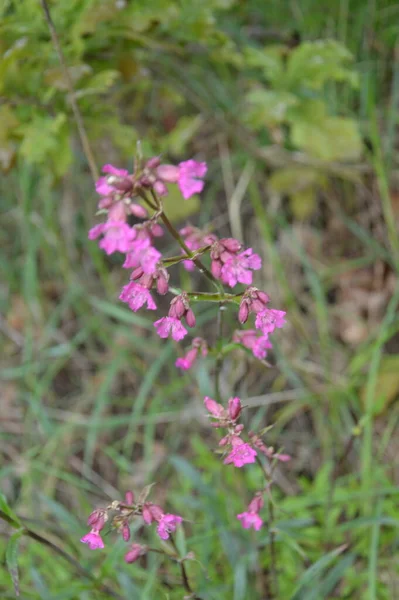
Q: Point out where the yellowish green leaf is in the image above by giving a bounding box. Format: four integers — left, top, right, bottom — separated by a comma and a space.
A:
291, 116, 362, 161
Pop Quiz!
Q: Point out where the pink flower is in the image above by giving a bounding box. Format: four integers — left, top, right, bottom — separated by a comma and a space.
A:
96, 164, 131, 197
80, 529, 105, 550
175, 338, 207, 370
157, 160, 207, 199
237, 511, 263, 531
124, 544, 146, 564
224, 441, 257, 467
89, 221, 136, 255
221, 249, 262, 288
156, 514, 183, 540
233, 330, 272, 360
154, 317, 188, 341
123, 241, 162, 275
103, 164, 129, 177
175, 348, 197, 370
255, 309, 286, 335
119, 282, 157, 312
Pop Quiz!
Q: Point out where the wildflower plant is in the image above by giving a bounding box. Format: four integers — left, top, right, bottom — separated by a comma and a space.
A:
83, 148, 289, 595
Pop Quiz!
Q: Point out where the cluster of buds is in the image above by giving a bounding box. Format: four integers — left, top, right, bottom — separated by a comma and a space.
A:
204, 396, 258, 468
80, 488, 183, 562
249, 431, 291, 463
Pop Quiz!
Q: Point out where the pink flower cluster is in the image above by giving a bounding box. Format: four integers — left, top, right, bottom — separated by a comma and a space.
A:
210, 239, 262, 287
80, 489, 183, 562
204, 396, 257, 468
237, 494, 264, 531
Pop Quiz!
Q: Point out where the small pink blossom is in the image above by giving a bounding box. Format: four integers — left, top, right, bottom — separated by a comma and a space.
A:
103, 164, 129, 177
96, 164, 131, 197
233, 330, 272, 360
88, 221, 136, 255
156, 160, 207, 199
154, 317, 188, 341
175, 338, 207, 370
156, 514, 183, 540
119, 282, 157, 312
237, 511, 263, 531
221, 249, 262, 288
224, 441, 257, 467
80, 529, 105, 550
123, 241, 162, 275
255, 309, 286, 335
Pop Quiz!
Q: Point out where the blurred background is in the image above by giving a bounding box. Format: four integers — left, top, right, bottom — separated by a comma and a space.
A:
1, 0, 399, 598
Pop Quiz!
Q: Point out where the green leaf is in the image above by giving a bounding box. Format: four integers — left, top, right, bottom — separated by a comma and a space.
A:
244, 45, 285, 85
0, 493, 21, 528
76, 69, 120, 98
246, 88, 298, 127
286, 40, 358, 91
290, 545, 347, 600
291, 116, 362, 161
6, 529, 24, 597
18, 114, 67, 165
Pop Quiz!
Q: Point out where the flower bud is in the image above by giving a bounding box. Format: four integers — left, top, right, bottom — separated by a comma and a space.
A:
87, 509, 106, 531
122, 522, 131, 541
185, 309, 196, 328
248, 494, 264, 514
204, 396, 224, 417
124, 544, 146, 563
156, 270, 169, 295
154, 180, 168, 196
142, 504, 153, 525
228, 397, 241, 421
221, 238, 242, 253
129, 203, 148, 219
146, 156, 161, 169
238, 301, 249, 324
125, 490, 135, 505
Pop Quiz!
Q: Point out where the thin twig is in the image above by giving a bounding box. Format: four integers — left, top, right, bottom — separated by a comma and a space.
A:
255, 457, 279, 598
169, 534, 202, 600
40, 0, 99, 182
214, 303, 225, 401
